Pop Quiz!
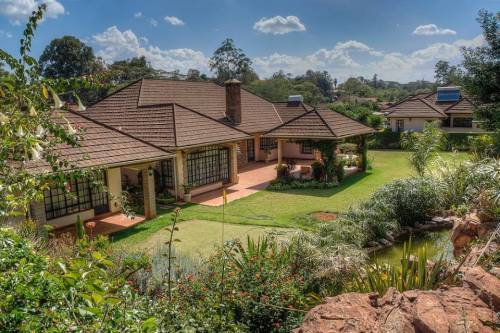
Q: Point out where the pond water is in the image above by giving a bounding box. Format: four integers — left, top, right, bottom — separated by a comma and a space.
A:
370, 229, 455, 266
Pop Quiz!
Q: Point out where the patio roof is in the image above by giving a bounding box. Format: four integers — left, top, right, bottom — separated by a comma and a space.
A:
262, 108, 375, 140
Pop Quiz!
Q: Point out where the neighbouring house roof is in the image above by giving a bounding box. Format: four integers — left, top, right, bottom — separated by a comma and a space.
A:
85, 81, 250, 149
25, 110, 173, 173
385, 89, 476, 118
263, 108, 375, 140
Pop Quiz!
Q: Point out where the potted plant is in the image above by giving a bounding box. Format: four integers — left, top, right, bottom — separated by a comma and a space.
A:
180, 183, 193, 203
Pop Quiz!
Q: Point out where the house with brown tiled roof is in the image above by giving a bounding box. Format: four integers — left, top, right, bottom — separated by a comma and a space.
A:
29, 78, 374, 231
385, 86, 485, 133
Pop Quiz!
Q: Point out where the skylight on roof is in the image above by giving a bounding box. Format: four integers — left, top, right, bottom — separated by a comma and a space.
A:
437, 86, 460, 102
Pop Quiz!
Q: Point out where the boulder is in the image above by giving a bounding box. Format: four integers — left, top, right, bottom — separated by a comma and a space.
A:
451, 213, 497, 252
295, 271, 499, 333
463, 266, 500, 312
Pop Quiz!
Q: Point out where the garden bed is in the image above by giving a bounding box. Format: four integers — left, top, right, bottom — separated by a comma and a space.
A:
267, 179, 338, 191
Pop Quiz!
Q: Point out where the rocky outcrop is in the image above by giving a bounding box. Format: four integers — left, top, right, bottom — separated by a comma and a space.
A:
296, 267, 499, 333
451, 212, 496, 253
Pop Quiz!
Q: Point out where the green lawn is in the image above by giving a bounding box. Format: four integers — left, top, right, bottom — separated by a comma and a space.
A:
111, 150, 468, 252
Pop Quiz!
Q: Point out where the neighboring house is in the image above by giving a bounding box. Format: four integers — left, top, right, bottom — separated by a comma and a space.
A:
385, 86, 484, 133
25, 78, 374, 230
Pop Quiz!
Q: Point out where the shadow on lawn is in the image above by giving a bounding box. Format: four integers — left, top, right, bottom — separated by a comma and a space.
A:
269, 170, 372, 198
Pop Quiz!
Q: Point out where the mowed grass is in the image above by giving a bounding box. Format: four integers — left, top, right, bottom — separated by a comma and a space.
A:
111, 150, 468, 252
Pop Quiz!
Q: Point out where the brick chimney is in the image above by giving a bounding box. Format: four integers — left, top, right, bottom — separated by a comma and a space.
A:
225, 78, 242, 124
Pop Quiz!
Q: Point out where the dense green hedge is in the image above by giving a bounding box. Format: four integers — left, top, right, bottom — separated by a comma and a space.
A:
367, 129, 492, 151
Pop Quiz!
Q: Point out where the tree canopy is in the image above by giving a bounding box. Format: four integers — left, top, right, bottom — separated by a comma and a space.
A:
209, 38, 257, 84
39, 36, 103, 78
460, 10, 499, 131
108, 56, 164, 85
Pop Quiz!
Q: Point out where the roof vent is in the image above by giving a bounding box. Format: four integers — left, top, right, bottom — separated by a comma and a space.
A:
288, 95, 304, 103
437, 86, 460, 102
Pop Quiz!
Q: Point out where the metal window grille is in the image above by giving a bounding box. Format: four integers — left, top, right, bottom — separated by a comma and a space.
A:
301, 142, 313, 154
187, 146, 230, 187
43, 170, 108, 220
453, 118, 473, 128
260, 138, 277, 150
160, 159, 175, 189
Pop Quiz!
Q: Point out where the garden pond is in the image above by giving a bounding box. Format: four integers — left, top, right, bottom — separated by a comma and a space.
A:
371, 229, 455, 266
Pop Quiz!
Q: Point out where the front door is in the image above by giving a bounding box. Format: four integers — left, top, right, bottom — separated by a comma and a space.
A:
247, 139, 255, 162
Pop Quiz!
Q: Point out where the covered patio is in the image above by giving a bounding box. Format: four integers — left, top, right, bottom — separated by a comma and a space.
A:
191, 159, 316, 206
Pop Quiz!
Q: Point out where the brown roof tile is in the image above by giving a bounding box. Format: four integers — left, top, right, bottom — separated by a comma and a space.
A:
264, 108, 375, 139
273, 101, 310, 122
444, 98, 476, 114
26, 110, 172, 173
385, 98, 446, 118
137, 79, 281, 133
85, 82, 250, 149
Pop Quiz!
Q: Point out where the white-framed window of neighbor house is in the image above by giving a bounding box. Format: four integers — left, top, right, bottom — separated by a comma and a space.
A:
396, 119, 404, 132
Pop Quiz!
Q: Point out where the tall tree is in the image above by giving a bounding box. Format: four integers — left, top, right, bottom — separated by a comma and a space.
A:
434, 60, 459, 85
108, 56, 164, 84
0, 62, 8, 77
209, 38, 254, 83
39, 36, 103, 78
298, 70, 333, 97
460, 10, 500, 131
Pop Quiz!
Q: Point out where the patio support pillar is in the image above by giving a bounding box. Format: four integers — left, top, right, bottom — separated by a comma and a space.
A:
254, 135, 261, 161
277, 139, 284, 166
107, 168, 122, 213
175, 151, 185, 197
141, 164, 157, 219
230, 143, 239, 184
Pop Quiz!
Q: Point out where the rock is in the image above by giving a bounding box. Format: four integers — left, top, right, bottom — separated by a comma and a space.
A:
414, 293, 449, 333
367, 241, 380, 248
385, 232, 395, 243
378, 238, 392, 246
431, 216, 446, 223
490, 267, 500, 278
451, 214, 497, 252
463, 266, 500, 312
295, 272, 499, 333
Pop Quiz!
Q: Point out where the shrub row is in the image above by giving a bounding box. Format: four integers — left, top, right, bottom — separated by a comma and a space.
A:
267, 179, 338, 191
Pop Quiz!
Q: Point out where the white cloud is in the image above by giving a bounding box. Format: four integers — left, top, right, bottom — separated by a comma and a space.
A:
253, 35, 485, 82
92, 26, 209, 73
134, 12, 143, 19
150, 18, 158, 27
0, 0, 65, 25
164, 16, 185, 26
253, 15, 305, 35
413, 24, 456, 36
0, 30, 13, 38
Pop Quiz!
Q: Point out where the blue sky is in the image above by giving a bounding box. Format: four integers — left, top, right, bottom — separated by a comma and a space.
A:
0, 0, 498, 82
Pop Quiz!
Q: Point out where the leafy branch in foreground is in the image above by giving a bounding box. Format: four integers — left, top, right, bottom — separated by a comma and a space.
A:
0, 5, 107, 220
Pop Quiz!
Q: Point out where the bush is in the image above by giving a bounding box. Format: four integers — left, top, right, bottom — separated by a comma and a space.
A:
373, 177, 441, 227
311, 161, 324, 181
367, 129, 401, 149
335, 159, 345, 182
267, 179, 338, 191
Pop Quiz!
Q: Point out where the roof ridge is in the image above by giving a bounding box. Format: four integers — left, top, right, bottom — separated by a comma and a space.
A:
69, 108, 173, 155
263, 109, 316, 135
271, 103, 283, 124
173, 102, 252, 136
137, 78, 144, 107
87, 78, 143, 109
314, 108, 337, 138
419, 98, 446, 116
384, 95, 416, 115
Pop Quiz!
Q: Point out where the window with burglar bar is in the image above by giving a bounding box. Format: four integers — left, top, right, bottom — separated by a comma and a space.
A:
186, 147, 230, 187
160, 159, 175, 189
43, 170, 108, 220
301, 142, 314, 154
260, 137, 277, 150
453, 117, 473, 128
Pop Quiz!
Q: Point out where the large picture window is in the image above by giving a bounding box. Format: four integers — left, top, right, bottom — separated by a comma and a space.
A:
44, 171, 108, 220
260, 138, 277, 150
159, 159, 175, 189
186, 147, 230, 187
453, 117, 473, 128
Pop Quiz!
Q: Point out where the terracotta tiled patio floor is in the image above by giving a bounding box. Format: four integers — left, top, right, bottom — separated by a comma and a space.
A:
54, 212, 146, 238
191, 160, 315, 207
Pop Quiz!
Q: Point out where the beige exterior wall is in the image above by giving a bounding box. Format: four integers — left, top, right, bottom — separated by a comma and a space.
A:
282, 142, 316, 160
389, 117, 441, 132
47, 209, 95, 228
